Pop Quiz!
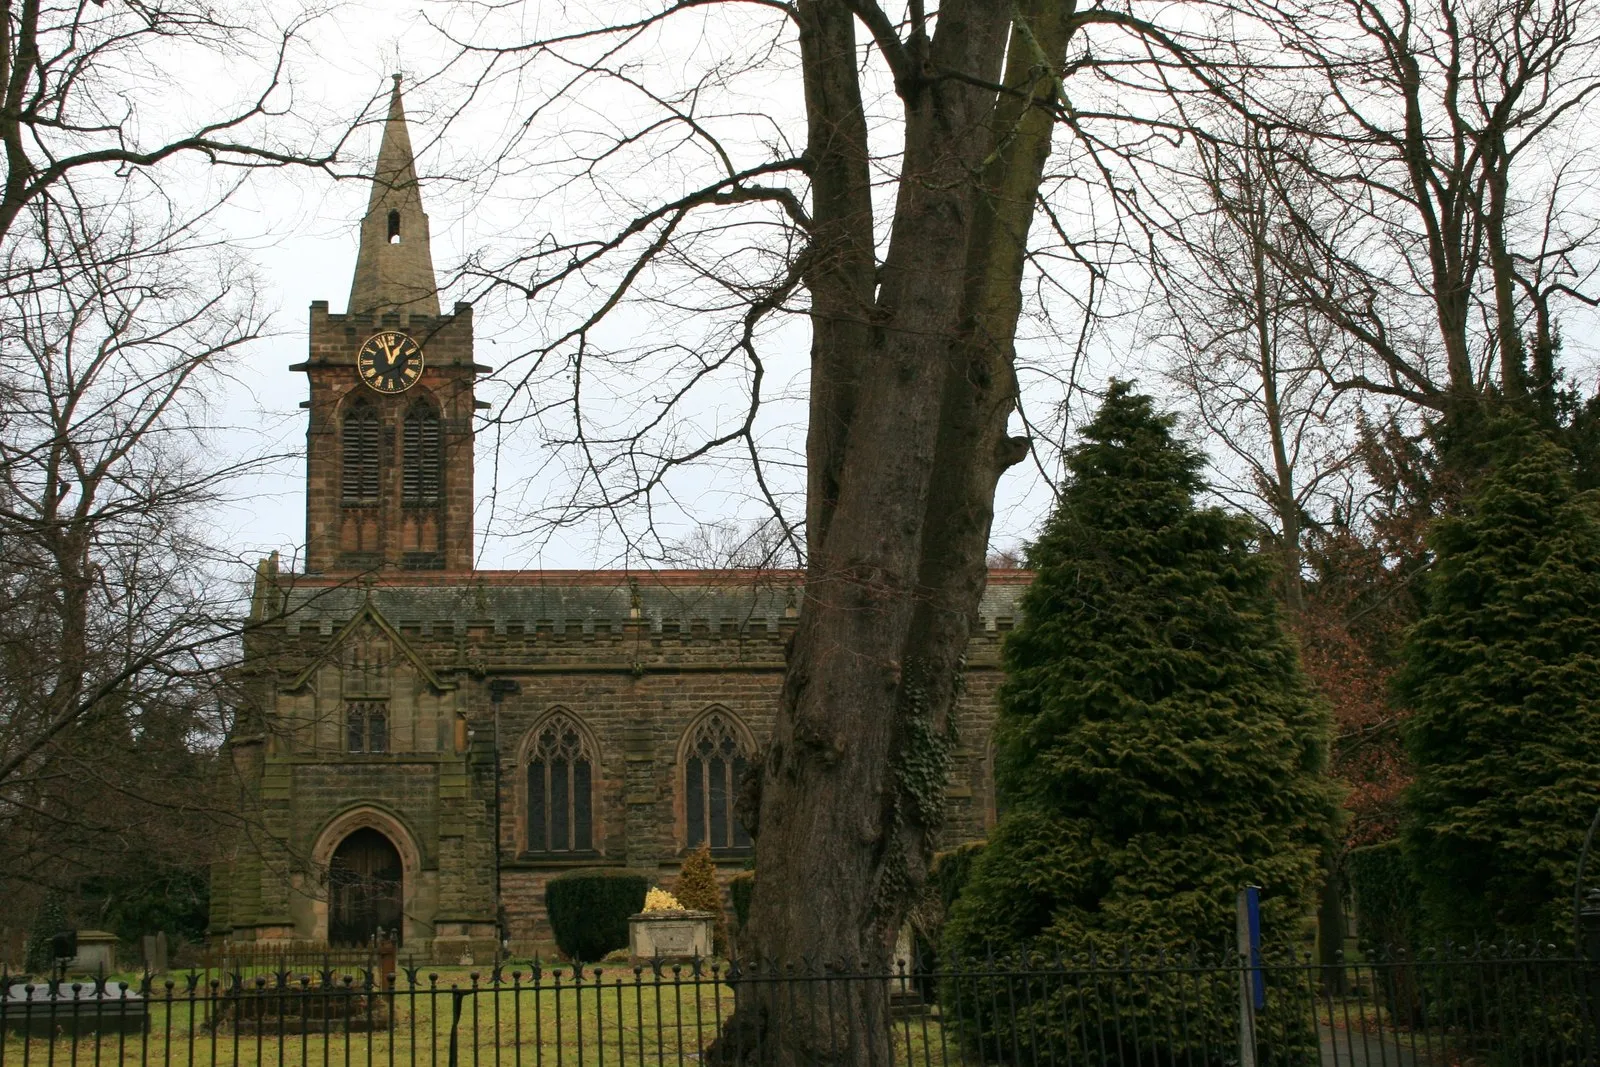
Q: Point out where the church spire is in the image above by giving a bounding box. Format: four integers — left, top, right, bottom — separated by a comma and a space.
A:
347, 75, 440, 319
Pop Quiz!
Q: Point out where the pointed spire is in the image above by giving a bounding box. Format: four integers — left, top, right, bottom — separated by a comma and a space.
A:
347, 75, 440, 319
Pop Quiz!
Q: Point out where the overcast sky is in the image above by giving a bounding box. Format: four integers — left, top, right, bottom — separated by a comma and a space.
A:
210, 0, 1600, 579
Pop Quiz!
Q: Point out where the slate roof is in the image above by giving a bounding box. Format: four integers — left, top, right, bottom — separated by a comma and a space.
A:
267, 570, 1031, 638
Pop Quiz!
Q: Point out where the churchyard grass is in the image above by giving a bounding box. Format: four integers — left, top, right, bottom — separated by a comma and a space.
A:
4, 967, 729, 1067
1, 966, 958, 1067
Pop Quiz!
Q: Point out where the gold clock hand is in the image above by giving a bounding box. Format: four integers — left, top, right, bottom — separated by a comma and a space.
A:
368, 339, 392, 376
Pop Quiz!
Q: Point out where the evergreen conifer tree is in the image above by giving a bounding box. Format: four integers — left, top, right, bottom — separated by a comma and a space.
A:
673, 842, 728, 955
1400, 420, 1600, 941
945, 382, 1337, 961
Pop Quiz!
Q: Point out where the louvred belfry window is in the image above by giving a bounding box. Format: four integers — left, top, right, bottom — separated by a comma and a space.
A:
342, 404, 381, 504
685, 711, 752, 852
526, 713, 594, 853
402, 405, 442, 506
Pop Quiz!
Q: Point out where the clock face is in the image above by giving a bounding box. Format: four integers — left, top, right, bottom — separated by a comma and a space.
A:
356, 331, 424, 394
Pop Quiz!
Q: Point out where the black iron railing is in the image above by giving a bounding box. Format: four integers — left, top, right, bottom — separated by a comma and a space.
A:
2, 944, 1594, 1066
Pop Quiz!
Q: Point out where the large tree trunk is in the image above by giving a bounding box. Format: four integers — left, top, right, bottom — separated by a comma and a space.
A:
722, 3, 1076, 1064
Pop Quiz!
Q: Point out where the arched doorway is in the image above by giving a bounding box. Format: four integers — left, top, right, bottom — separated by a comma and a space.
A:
328, 827, 403, 946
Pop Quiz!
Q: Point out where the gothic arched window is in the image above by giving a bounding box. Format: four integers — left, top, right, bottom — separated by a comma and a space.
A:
402, 404, 442, 507
683, 710, 753, 852
342, 403, 381, 504
526, 713, 594, 853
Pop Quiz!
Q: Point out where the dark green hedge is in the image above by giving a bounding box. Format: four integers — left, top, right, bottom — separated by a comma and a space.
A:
930, 841, 985, 913
909, 842, 987, 1000
545, 870, 649, 962
729, 871, 755, 930
1347, 839, 1422, 955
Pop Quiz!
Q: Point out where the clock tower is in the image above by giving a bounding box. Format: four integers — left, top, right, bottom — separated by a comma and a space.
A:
297, 76, 486, 574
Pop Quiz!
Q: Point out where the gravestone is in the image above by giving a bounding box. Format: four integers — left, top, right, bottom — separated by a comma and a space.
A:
69, 931, 117, 975
140, 932, 168, 974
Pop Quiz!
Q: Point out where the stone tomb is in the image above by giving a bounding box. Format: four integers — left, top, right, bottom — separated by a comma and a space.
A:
628, 911, 714, 962
2, 982, 148, 1035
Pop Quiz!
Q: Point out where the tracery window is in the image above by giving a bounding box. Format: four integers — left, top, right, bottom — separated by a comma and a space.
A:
684, 710, 753, 852
347, 701, 388, 754
342, 404, 381, 504
526, 713, 594, 853
402, 404, 441, 506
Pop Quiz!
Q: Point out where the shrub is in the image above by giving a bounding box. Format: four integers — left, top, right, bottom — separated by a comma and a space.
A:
673, 843, 727, 954
906, 842, 986, 1000
25, 896, 68, 975
644, 888, 682, 911
1346, 839, 1428, 1024
729, 871, 754, 931
81, 860, 208, 945
930, 841, 984, 913
544, 870, 649, 962
1347, 840, 1421, 955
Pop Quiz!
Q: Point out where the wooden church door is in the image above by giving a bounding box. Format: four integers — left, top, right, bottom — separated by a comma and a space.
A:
329, 827, 404, 946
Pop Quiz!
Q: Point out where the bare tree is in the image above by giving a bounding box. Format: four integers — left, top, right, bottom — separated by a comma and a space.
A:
0, 0, 386, 910
0, 0, 351, 251
0, 202, 268, 898
432, 2, 1241, 1059
1148, 122, 1359, 610
1236, 0, 1600, 424
664, 517, 802, 571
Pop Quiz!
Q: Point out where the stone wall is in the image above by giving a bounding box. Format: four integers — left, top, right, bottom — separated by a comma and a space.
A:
215, 569, 1024, 958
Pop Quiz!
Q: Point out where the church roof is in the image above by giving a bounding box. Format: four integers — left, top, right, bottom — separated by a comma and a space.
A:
265, 569, 1032, 637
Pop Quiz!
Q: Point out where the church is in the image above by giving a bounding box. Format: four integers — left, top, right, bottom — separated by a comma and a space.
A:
207, 79, 1028, 961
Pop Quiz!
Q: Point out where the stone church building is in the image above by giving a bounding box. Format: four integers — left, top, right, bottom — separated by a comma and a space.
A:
207, 80, 1027, 960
